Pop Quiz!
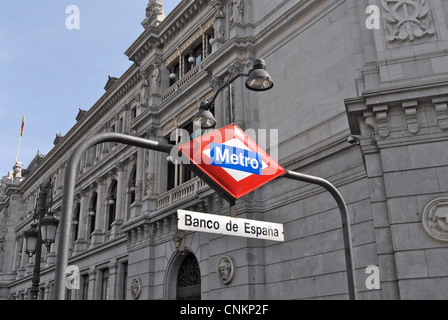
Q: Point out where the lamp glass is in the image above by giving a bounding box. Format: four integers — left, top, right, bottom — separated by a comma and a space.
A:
24, 225, 38, 257
245, 58, 274, 92
40, 214, 59, 246
245, 69, 274, 91
193, 109, 217, 129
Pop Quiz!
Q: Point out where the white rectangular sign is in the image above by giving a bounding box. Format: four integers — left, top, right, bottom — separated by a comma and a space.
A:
178, 209, 284, 242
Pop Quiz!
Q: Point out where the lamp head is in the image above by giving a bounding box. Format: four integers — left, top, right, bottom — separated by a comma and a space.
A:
192, 101, 217, 129
245, 58, 274, 92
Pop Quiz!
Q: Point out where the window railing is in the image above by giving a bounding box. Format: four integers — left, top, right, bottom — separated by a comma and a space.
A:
156, 176, 207, 210
162, 63, 202, 101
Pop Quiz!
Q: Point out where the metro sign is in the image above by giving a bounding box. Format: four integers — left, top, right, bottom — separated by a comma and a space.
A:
176, 124, 285, 200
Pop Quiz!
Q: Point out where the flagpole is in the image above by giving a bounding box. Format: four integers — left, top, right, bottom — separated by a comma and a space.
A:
15, 135, 21, 164
16, 112, 25, 164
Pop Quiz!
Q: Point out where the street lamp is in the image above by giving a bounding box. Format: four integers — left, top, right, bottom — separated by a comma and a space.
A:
245, 58, 274, 91
190, 59, 357, 300
192, 58, 274, 128
54, 58, 356, 300
22, 179, 59, 299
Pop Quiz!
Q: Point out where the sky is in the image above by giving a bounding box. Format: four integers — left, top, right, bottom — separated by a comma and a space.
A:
0, 0, 180, 177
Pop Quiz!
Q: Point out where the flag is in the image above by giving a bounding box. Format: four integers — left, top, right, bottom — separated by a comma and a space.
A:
20, 113, 25, 136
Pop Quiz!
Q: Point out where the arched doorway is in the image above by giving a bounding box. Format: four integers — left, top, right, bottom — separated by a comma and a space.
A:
176, 253, 201, 300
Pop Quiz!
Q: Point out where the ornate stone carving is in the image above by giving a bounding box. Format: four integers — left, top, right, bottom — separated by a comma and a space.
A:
174, 230, 186, 254
402, 100, 419, 134
217, 256, 235, 285
372, 105, 390, 138
230, 0, 244, 25
130, 278, 142, 299
433, 97, 448, 130
139, 71, 149, 108
145, 173, 155, 196
422, 198, 448, 242
212, 0, 226, 41
141, 0, 165, 29
135, 181, 143, 201
381, 0, 435, 42
151, 64, 161, 96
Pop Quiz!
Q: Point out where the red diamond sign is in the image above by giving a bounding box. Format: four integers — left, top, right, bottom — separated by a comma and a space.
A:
176, 124, 285, 201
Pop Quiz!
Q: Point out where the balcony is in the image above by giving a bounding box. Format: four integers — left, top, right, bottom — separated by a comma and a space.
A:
156, 177, 207, 210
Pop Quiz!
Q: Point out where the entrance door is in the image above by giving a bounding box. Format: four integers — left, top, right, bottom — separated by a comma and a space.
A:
176, 253, 201, 300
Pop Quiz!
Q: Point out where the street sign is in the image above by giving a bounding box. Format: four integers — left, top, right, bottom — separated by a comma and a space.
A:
178, 210, 284, 242
176, 124, 285, 200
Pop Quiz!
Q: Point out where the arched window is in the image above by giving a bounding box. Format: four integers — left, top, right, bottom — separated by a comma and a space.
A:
176, 253, 201, 300
127, 165, 136, 214
88, 193, 97, 237
107, 181, 117, 231
72, 204, 80, 243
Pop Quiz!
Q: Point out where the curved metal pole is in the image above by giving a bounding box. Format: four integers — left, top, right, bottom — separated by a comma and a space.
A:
54, 133, 173, 300
283, 170, 357, 300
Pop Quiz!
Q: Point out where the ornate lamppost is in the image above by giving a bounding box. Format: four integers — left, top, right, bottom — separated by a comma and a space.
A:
23, 179, 60, 300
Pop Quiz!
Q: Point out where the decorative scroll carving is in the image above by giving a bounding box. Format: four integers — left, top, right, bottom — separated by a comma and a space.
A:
381, 0, 435, 42
372, 105, 390, 138
402, 100, 419, 134
433, 97, 448, 130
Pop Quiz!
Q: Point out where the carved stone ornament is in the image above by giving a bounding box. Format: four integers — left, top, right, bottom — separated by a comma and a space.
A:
217, 256, 235, 285
422, 198, 448, 242
141, 0, 164, 29
130, 277, 142, 299
381, 0, 435, 42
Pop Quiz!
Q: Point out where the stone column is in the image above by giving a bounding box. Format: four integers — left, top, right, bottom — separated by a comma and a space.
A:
145, 126, 158, 211
87, 268, 96, 300
130, 148, 144, 219
107, 261, 118, 300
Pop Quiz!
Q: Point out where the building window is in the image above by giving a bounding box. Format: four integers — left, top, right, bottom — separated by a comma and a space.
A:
176, 253, 201, 300
169, 63, 180, 87
82, 274, 89, 300
73, 204, 80, 243
107, 181, 117, 231
89, 193, 97, 237
101, 269, 109, 300
184, 43, 203, 74
166, 122, 196, 191
131, 106, 137, 120
120, 261, 128, 300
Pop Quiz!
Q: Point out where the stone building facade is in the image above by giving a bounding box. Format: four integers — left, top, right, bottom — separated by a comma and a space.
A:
1, 0, 448, 300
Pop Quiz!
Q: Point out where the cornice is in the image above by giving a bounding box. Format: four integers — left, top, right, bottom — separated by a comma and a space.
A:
125, 0, 211, 65
17, 65, 143, 194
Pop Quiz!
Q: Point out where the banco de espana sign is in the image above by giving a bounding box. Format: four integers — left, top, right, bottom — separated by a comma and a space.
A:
176, 124, 285, 242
